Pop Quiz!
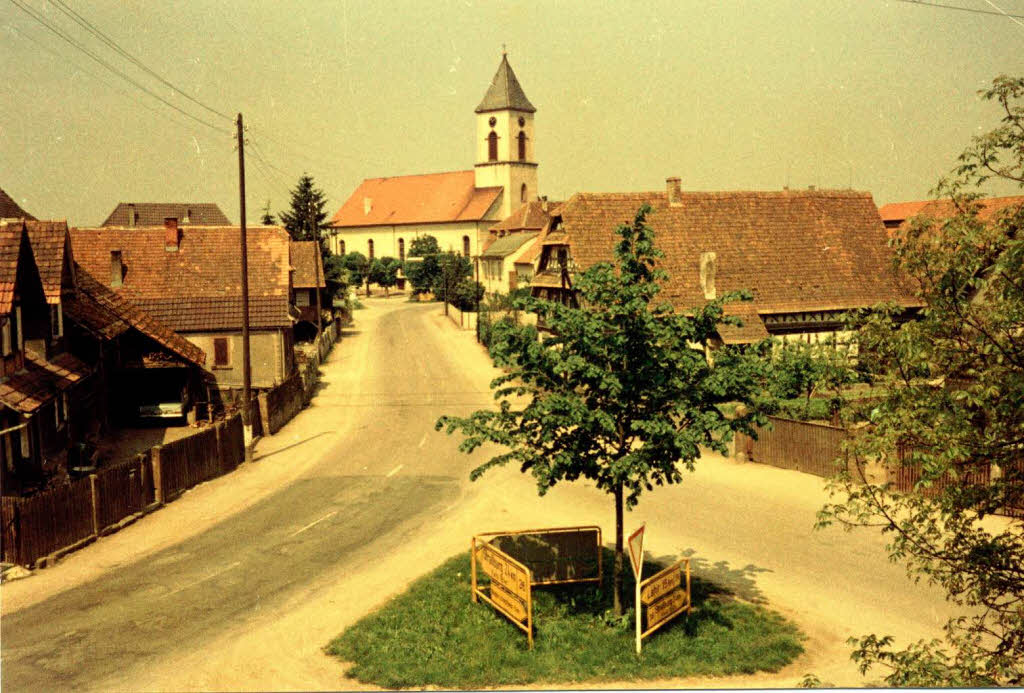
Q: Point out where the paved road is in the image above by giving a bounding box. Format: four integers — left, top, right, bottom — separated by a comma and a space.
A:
1, 298, 962, 690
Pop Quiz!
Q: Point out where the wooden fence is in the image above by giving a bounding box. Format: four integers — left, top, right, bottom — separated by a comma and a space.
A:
1, 413, 246, 567
735, 417, 849, 478
893, 445, 1023, 518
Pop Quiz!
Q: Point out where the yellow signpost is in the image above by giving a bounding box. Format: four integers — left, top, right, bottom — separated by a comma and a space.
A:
639, 558, 692, 644
471, 525, 603, 650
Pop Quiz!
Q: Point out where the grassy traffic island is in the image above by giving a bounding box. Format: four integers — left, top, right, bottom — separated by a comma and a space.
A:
325, 550, 804, 689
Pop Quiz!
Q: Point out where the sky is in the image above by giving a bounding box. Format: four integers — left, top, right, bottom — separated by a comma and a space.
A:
2, 0, 1023, 227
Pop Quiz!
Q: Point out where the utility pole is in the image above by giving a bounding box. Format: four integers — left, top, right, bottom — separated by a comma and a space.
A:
475, 258, 481, 343
311, 210, 323, 339
237, 113, 253, 463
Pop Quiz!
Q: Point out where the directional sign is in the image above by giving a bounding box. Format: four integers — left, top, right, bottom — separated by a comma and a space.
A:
641, 563, 681, 605
490, 581, 528, 623
478, 542, 530, 601
627, 524, 645, 578
646, 588, 688, 630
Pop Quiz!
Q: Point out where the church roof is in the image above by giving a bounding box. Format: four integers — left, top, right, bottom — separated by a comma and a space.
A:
329, 170, 502, 228
475, 54, 536, 114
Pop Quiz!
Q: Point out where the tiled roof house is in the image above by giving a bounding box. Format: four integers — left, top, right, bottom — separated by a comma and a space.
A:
289, 240, 326, 327
328, 54, 542, 276
0, 187, 36, 221
532, 179, 920, 344
100, 202, 230, 227
879, 195, 1024, 231
479, 200, 562, 293
71, 221, 296, 390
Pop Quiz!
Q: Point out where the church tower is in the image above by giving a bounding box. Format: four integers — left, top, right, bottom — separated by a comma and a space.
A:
474, 53, 538, 220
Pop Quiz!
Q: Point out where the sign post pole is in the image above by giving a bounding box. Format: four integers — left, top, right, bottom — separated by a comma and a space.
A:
627, 523, 646, 656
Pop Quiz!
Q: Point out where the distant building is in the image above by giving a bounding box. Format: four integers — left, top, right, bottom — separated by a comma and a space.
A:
878, 195, 1024, 231
480, 200, 560, 294
532, 179, 920, 345
289, 240, 327, 340
100, 202, 230, 227
327, 53, 540, 266
0, 187, 36, 220
71, 221, 297, 394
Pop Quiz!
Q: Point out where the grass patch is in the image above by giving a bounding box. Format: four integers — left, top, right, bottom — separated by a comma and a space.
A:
326, 550, 803, 688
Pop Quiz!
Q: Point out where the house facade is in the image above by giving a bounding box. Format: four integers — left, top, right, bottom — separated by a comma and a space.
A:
480, 200, 560, 294
289, 240, 327, 340
531, 179, 920, 345
327, 54, 540, 267
71, 222, 296, 394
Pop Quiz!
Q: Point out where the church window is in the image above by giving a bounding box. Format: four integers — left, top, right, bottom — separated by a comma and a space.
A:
463, 236, 471, 257
518, 131, 527, 161
521, 183, 528, 203
338, 240, 345, 255
487, 132, 498, 162
398, 238, 405, 262
368, 239, 374, 260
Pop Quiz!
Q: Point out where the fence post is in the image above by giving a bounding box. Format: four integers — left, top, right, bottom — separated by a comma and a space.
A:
89, 474, 100, 536
214, 422, 225, 475
151, 445, 164, 505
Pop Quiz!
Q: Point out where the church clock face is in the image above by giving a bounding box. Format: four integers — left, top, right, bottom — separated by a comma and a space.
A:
518, 116, 525, 126
488, 116, 497, 127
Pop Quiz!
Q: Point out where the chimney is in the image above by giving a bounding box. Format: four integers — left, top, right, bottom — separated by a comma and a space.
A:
183, 208, 192, 224
164, 217, 180, 251
807, 185, 816, 191
110, 250, 123, 287
127, 203, 136, 227
363, 197, 372, 215
699, 251, 717, 300
667, 177, 682, 206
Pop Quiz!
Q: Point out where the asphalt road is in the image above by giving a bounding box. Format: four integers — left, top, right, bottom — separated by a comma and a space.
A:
1, 298, 965, 690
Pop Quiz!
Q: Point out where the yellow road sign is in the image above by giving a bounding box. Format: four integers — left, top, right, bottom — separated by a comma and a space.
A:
646, 588, 688, 630
490, 581, 528, 623
478, 542, 530, 601
641, 563, 681, 605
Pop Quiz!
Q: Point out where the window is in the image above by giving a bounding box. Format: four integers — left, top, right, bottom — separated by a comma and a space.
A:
19, 424, 30, 458
2, 320, 10, 357
110, 250, 123, 287
213, 337, 230, 368
518, 131, 527, 161
398, 238, 405, 262
487, 131, 498, 162
295, 290, 310, 307
14, 304, 22, 350
50, 304, 63, 338
521, 183, 528, 203
339, 240, 345, 255
462, 236, 470, 257
368, 239, 375, 260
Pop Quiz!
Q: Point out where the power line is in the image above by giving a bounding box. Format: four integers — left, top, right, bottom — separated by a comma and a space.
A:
5, 23, 225, 138
895, 0, 1024, 19
46, 0, 234, 122
7, 0, 232, 135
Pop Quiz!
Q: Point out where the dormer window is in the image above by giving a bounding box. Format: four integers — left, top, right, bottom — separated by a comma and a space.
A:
487, 131, 498, 162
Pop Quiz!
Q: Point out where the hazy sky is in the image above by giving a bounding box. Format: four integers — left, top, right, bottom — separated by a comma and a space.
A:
3, 0, 1023, 226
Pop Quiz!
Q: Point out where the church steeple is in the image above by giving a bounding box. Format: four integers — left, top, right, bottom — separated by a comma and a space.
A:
475, 53, 536, 114
474, 52, 538, 219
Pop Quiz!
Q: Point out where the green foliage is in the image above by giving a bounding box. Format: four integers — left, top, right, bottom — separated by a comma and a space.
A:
259, 199, 275, 225
326, 552, 804, 688
768, 339, 861, 421
369, 256, 401, 295
817, 76, 1024, 686
438, 205, 769, 613
433, 252, 472, 301
404, 235, 442, 295
278, 174, 330, 255
337, 252, 368, 289
451, 277, 484, 312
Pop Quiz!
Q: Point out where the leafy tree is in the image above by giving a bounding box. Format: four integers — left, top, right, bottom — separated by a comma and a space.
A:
818, 76, 1024, 686
452, 277, 484, 312
769, 339, 860, 421
338, 252, 369, 292
324, 254, 350, 305
437, 205, 767, 614
433, 252, 472, 304
260, 199, 275, 225
369, 257, 401, 297
405, 235, 442, 295
279, 174, 330, 257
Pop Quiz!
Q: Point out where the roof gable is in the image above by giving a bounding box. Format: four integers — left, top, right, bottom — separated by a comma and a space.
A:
101, 202, 231, 227
289, 241, 326, 289
0, 187, 36, 220
329, 170, 502, 228
0, 221, 26, 314
26, 220, 73, 304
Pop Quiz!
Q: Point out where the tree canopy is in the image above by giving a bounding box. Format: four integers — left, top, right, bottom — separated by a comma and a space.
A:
437, 205, 767, 614
279, 174, 330, 255
819, 75, 1024, 686
369, 257, 401, 296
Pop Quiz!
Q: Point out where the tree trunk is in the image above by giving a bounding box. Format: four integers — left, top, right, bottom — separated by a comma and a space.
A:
613, 481, 624, 616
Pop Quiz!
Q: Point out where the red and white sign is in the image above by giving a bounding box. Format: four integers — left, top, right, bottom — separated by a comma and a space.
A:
627, 523, 645, 578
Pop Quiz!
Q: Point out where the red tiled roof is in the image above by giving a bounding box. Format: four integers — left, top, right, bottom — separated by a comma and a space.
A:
880, 196, 1024, 226
68, 264, 206, 365
538, 188, 918, 322
717, 302, 770, 344
26, 220, 72, 304
70, 226, 292, 331
289, 241, 326, 289
0, 221, 24, 314
329, 171, 502, 227
489, 200, 562, 233
0, 187, 35, 220
101, 202, 230, 227
0, 350, 89, 414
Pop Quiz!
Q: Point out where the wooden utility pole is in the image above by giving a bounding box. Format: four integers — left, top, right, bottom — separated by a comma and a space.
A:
311, 210, 323, 338
237, 113, 253, 463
